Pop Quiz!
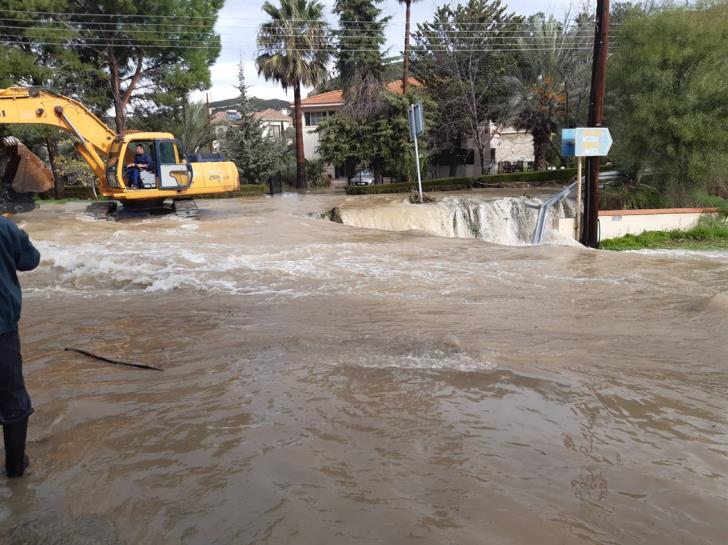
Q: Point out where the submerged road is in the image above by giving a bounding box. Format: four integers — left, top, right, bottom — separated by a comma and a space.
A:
1, 195, 726, 544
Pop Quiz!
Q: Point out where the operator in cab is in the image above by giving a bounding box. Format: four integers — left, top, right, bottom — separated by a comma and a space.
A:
0, 213, 40, 478
126, 144, 152, 189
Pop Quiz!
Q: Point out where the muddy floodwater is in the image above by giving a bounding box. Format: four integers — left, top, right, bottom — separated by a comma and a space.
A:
1, 194, 727, 544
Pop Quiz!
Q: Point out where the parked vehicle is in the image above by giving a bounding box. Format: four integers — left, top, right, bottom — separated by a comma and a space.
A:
348, 169, 376, 186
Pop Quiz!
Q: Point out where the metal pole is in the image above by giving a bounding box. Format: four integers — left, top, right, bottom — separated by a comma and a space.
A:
582, 0, 610, 248
575, 157, 582, 240
413, 129, 424, 203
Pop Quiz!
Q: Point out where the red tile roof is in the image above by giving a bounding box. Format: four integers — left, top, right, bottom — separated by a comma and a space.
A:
253, 108, 291, 122
299, 78, 421, 108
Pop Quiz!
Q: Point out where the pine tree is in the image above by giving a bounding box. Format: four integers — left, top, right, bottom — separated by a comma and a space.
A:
334, 0, 388, 116
237, 60, 250, 114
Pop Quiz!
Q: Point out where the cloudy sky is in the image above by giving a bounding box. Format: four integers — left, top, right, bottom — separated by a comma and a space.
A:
194, 0, 580, 104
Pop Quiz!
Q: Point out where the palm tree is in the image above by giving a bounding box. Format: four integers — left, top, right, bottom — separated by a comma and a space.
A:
257, 0, 330, 189
177, 102, 215, 155
514, 14, 592, 168
398, 0, 421, 95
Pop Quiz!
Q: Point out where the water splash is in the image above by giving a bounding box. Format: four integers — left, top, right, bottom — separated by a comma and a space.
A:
333, 196, 575, 246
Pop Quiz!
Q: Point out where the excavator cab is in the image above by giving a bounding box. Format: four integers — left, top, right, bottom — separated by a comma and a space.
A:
106, 136, 192, 193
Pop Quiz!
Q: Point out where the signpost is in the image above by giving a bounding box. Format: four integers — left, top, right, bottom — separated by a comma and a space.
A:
561, 128, 613, 241
409, 103, 425, 203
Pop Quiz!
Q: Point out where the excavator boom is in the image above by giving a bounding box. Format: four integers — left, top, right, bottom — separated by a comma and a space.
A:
0, 86, 240, 217
0, 87, 115, 181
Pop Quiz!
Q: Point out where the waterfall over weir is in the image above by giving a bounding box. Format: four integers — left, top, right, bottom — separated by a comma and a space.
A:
328, 195, 575, 246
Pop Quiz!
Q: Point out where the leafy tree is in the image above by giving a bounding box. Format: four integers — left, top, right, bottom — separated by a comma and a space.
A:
0, 0, 224, 133
412, 0, 523, 175
609, 3, 728, 206
256, 0, 330, 189
397, 0, 423, 95
317, 91, 414, 181
223, 62, 290, 184
222, 119, 289, 185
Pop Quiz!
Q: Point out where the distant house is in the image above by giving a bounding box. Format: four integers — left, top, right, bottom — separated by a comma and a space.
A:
210, 110, 242, 151
297, 79, 417, 178
297, 78, 533, 180
252, 108, 292, 141
210, 108, 291, 152
430, 123, 535, 179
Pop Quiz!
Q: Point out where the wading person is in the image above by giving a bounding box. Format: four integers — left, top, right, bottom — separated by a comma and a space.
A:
0, 214, 40, 478
126, 144, 152, 189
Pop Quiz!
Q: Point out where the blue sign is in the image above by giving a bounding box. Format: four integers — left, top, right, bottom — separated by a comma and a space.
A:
409, 103, 425, 140
561, 127, 613, 157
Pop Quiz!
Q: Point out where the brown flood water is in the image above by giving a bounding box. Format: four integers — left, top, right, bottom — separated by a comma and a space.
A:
1, 195, 727, 544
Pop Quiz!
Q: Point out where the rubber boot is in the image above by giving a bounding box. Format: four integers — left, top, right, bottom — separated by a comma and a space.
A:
3, 418, 29, 478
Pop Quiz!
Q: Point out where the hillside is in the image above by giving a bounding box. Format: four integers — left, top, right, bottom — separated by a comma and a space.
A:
210, 96, 290, 113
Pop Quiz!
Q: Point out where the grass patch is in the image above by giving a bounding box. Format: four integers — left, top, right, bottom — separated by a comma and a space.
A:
600, 218, 728, 250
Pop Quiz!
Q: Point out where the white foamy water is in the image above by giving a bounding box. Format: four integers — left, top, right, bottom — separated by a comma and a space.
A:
333, 194, 576, 246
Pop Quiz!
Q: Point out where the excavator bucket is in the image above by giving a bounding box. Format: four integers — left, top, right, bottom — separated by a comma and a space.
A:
1, 136, 54, 215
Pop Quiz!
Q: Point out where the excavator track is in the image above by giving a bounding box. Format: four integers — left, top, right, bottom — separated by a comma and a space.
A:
0, 199, 37, 215
85, 201, 118, 220
173, 199, 199, 219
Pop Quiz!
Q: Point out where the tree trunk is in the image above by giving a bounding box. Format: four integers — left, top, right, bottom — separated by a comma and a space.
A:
110, 56, 125, 134
478, 145, 489, 176
293, 82, 307, 189
45, 138, 65, 199
533, 128, 549, 171
449, 157, 458, 178
373, 158, 384, 185
402, 0, 412, 95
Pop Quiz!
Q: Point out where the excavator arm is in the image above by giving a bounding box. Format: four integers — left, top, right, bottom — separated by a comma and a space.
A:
0, 87, 117, 182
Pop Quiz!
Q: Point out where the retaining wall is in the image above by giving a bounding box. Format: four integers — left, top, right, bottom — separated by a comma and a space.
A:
558, 208, 720, 241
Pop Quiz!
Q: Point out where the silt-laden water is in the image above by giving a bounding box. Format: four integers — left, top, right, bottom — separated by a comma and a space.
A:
1, 194, 726, 545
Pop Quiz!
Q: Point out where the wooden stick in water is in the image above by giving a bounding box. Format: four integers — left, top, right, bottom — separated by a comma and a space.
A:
65, 347, 164, 372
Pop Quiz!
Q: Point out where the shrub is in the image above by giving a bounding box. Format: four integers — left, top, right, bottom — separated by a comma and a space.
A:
306, 158, 331, 188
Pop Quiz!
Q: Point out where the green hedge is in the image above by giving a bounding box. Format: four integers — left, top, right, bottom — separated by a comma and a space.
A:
344, 169, 580, 195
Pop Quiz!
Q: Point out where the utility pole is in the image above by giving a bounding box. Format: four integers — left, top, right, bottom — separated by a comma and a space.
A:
582, 0, 610, 248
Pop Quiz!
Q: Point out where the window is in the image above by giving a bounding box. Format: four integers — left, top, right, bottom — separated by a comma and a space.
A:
305, 110, 336, 127
270, 125, 282, 139
158, 141, 179, 164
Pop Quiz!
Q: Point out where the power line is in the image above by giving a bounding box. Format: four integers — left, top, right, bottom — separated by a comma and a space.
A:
0, 18, 621, 35
0, 9, 625, 29
1, 37, 611, 54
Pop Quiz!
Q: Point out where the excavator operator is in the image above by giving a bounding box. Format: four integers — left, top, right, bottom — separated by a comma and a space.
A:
126, 144, 152, 189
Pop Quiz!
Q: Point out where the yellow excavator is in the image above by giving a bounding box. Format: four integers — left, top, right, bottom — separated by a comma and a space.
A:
0, 87, 239, 218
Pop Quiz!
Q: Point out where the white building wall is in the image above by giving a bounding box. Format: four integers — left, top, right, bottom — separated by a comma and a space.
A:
495, 132, 534, 164
303, 126, 321, 160
558, 209, 719, 241
430, 129, 534, 179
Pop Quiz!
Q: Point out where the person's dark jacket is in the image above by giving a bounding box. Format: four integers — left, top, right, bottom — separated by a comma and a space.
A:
0, 216, 40, 335
134, 153, 152, 171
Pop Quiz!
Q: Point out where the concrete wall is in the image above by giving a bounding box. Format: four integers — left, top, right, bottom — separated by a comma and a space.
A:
558, 208, 719, 241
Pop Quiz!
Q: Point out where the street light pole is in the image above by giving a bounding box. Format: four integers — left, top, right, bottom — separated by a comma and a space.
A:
582, 0, 610, 248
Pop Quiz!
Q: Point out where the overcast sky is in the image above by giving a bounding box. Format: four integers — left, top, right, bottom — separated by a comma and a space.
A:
193, 0, 582, 104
